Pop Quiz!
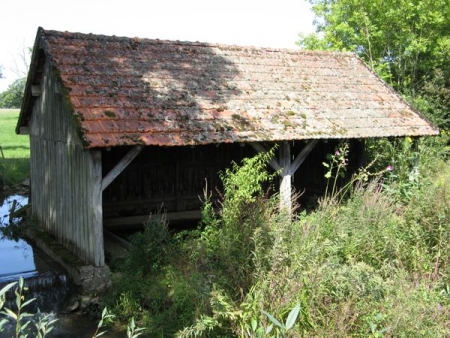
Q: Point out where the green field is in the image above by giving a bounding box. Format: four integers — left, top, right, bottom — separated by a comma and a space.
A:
0, 109, 30, 185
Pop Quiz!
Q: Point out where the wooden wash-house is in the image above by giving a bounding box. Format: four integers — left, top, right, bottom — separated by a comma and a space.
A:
16, 28, 438, 267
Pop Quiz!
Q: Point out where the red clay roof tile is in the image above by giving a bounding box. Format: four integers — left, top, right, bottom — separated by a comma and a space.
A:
19, 27, 438, 148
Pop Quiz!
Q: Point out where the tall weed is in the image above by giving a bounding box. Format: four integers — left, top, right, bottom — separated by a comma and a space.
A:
404, 163, 450, 280
197, 149, 278, 299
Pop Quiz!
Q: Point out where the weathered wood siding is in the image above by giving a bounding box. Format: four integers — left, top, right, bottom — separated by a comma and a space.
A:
29, 59, 104, 266
102, 144, 253, 220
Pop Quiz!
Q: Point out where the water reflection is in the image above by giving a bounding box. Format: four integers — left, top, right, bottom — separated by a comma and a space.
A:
0, 194, 70, 313
0, 239, 36, 282
0, 195, 36, 283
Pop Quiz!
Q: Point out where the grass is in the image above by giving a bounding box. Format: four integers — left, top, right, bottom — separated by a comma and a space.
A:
0, 109, 30, 186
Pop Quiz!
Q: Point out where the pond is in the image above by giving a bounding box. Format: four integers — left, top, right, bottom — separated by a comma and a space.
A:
0, 194, 125, 337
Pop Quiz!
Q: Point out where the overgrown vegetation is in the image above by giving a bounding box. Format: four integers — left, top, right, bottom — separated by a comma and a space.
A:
105, 133, 450, 337
0, 109, 29, 186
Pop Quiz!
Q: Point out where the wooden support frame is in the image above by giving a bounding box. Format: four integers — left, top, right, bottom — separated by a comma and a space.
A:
250, 142, 282, 172
251, 140, 319, 213
101, 145, 144, 191
291, 140, 319, 174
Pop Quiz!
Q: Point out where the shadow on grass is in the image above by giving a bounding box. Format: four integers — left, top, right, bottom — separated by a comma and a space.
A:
1, 146, 31, 151
0, 158, 30, 186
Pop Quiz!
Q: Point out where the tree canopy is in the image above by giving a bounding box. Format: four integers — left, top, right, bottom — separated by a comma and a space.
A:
0, 78, 26, 109
298, 0, 450, 129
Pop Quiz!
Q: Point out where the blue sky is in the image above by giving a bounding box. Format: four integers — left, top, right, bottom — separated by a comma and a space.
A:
0, 0, 315, 92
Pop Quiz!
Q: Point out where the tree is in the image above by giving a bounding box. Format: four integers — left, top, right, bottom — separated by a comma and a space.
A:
0, 45, 31, 109
0, 78, 26, 108
0, 65, 3, 79
10, 45, 32, 78
298, 0, 450, 129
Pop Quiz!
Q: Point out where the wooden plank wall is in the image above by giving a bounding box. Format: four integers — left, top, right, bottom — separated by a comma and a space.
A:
102, 141, 362, 221
29, 59, 104, 266
102, 144, 253, 220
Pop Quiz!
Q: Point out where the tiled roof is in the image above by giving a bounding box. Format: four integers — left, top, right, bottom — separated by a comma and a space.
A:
19, 27, 438, 148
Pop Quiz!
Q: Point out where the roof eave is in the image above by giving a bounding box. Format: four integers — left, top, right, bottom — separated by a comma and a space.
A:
16, 27, 46, 135
352, 53, 440, 135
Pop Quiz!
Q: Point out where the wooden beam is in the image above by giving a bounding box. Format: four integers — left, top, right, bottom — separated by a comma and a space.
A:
290, 139, 319, 174
103, 210, 202, 228
18, 127, 30, 135
104, 229, 133, 250
31, 85, 42, 97
101, 145, 144, 191
250, 142, 282, 172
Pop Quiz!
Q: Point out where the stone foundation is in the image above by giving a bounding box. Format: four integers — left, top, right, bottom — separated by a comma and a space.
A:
28, 227, 111, 308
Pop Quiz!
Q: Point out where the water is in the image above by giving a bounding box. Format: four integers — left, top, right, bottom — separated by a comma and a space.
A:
0, 195, 69, 312
0, 195, 35, 283
0, 194, 125, 337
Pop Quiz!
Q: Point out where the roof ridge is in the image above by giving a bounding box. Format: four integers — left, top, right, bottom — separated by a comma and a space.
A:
37, 27, 354, 56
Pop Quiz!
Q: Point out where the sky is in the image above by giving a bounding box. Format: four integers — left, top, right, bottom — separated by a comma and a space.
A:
0, 0, 316, 92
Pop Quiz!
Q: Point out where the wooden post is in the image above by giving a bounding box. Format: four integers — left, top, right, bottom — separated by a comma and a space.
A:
91, 150, 104, 266
279, 142, 292, 213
